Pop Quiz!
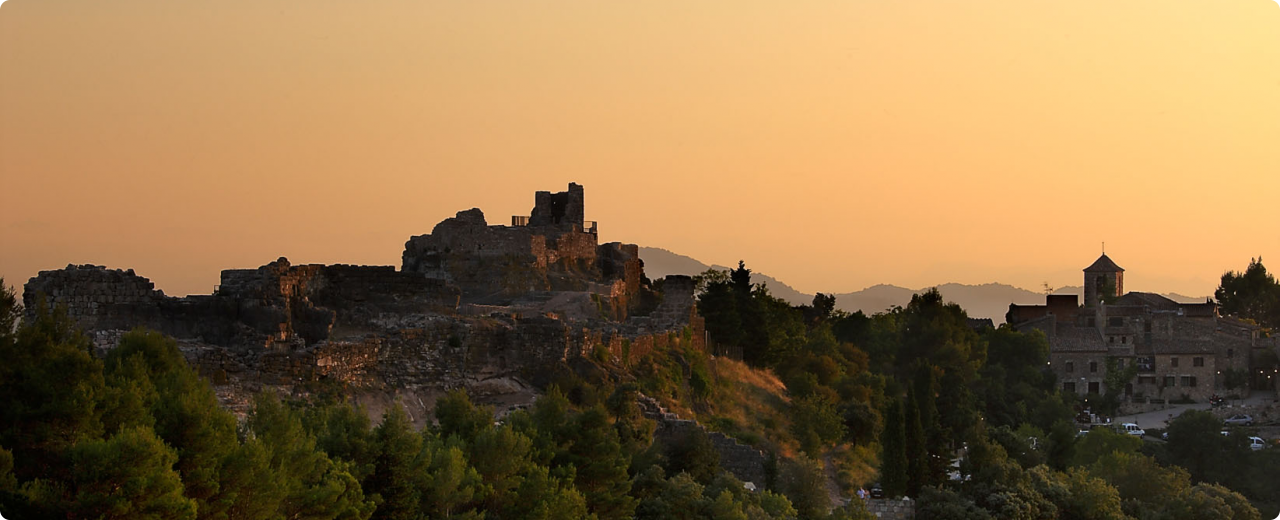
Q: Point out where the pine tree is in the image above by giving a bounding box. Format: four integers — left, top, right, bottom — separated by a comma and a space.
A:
434, 389, 495, 441
105, 330, 240, 519
247, 393, 375, 520
365, 405, 424, 520
65, 426, 197, 520
561, 405, 638, 520
0, 298, 105, 483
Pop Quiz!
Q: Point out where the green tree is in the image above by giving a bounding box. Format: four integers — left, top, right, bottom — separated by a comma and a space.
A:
0, 299, 105, 482
217, 437, 285, 520
1028, 466, 1126, 520
1222, 368, 1249, 394
1162, 409, 1235, 483
904, 390, 928, 496
1089, 451, 1189, 518
419, 437, 484, 519
1095, 358, 1138, 418
64, 426, 197, 520
1189, 482, 1261, 520
778, 454, 829, 520
469, 424, 536, 515
561, 405, 638, 520
605, 385, 656, 461
1071, 427, 1141, 468
634, 468, 709, 520
665, 426, 722, 485
247, 393, 375, 520
790, 392, 846, 457
915, 486, 992, 520
509, 464, 590, 520
304, 401, 378, 482
878, 399, 908, 498
1215, 257, 1280, 328
434, 389, 495, 441
105, 329, 241, 518
365, 405, 425, 520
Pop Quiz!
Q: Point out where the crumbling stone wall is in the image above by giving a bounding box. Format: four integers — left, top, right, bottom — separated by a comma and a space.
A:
638, 394, 768, 486
23, 264, 166, 328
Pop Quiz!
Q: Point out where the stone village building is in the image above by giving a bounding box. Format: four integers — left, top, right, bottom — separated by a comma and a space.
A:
1008, 254, 1268, 405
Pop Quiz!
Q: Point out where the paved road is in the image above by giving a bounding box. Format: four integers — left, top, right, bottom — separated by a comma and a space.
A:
1113, 393, 1276, 430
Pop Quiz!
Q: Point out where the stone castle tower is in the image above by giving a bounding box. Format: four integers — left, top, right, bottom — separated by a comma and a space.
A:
1083, 253, 1124, 307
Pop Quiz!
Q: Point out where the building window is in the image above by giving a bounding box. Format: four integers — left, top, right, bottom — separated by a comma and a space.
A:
1063, 382, 1076, 393
1228, 349, 1234, 359
1090, 361, 1098, 373
1122, 336, 1128, 344
1109, 336, 1115, 344
1171, 357, 1179, 368
1088, 382, 1100, 394
1163, 376, 1176, 387
1193, 357, 1204, 367
1144, 321, 1152, 332
1181, 376, 1197, 387
1066, 362, 1074, 373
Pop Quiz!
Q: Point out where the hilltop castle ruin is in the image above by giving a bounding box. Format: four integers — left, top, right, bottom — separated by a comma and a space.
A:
23, 183, 704, 420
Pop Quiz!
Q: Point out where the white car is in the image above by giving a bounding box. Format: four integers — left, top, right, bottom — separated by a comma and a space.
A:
1122, 423, 1145, 436
1248, 436, 1266, 451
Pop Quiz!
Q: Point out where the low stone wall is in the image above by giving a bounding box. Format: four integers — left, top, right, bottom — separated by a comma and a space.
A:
865, 498, 915, 520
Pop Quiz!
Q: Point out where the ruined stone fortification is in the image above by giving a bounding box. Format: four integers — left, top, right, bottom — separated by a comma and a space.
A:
636, 394, 768, 486
24, 184, 704, 423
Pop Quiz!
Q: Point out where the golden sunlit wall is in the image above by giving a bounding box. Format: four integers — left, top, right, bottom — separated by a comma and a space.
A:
2, 0, 1278, 299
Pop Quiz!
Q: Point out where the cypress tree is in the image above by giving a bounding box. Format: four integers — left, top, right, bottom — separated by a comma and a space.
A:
914, 363, 948, 485
904, 391, 927, 497
879, 399, 908, 498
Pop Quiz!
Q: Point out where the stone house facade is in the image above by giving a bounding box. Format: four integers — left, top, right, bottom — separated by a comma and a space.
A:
1009, 254, 1261, 404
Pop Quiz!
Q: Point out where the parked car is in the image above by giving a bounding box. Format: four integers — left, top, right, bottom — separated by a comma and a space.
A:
1121, 423, 1145, 436
1224, 414, 1254, 426
1248, 436, 1266, 451
869, 483, 884, 499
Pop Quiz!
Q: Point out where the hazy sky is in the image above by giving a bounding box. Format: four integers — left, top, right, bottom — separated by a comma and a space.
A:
2, 0, 1278, 299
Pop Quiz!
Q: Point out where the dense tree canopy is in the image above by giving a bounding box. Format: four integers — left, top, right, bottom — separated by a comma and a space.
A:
1215, 257, 1280, 329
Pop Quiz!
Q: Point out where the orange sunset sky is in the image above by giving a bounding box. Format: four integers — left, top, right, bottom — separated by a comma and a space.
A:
2, 0, 1279, 300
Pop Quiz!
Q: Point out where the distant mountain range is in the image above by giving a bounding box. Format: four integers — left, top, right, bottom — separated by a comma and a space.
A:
638, 247, 1208, 324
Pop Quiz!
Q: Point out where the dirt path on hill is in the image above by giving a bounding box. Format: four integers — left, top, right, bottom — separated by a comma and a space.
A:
823, 450, 849, 510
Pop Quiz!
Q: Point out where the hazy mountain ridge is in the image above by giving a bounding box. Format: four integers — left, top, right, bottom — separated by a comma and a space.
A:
640, 247, 1209, 324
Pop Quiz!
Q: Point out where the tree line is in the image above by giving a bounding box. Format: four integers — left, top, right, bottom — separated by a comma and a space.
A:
695, 260, 1277, 519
